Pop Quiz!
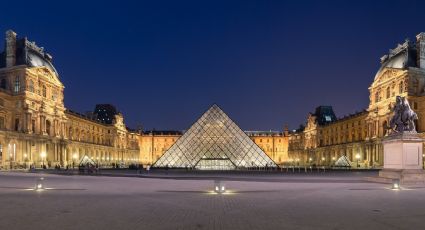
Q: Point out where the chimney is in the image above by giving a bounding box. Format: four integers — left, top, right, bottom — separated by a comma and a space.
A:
5, 30, 17, 67
283, 124, 289, 136
416, 32, 425, 69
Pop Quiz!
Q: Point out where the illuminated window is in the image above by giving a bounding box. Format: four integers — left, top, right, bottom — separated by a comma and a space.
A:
52, 90, 57, 101
28, 80, 34, 93
42, 85, 47, 98
325, 115, 331, 122
374, 91, 380, 103
14, 77, 20, 93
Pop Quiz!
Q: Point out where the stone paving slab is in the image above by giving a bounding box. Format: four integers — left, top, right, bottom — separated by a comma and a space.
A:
0, 172, 424, 230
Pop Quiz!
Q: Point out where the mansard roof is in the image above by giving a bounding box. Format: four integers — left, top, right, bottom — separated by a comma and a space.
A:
313, 106, 337, 125
0, 32, 59, 77
374, 39, 417, 80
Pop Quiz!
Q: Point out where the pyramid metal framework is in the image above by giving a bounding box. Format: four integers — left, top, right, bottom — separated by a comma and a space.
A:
153, 104, 277, 170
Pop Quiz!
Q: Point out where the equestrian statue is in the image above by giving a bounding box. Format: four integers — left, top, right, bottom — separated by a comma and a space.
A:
389, 96, 418, 133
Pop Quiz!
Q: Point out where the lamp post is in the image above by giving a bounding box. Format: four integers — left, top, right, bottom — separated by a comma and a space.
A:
321, 157, 325, 166
72, 154, 77, 169
355, 153, 361, 168
9, 153, 13, 170
41, 152, 46, 169
23, 153, 28, 169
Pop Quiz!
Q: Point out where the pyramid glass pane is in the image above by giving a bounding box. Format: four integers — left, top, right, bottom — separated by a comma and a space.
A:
153, 104, 277, 169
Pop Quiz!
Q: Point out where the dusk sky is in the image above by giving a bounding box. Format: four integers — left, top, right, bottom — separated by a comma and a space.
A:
1, 0, 425, 131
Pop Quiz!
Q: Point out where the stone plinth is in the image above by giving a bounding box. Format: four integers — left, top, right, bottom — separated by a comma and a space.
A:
379, 132, 425, 184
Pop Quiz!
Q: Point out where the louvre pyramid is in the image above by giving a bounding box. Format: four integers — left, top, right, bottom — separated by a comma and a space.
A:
153, 104, 277, 170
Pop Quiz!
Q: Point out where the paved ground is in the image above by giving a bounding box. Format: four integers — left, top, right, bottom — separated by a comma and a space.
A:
1, 171, 425, 230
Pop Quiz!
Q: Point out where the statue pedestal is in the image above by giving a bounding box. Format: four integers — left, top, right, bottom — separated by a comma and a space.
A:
379, 132, 425, 184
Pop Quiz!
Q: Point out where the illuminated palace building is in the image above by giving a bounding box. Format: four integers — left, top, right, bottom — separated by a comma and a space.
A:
1, 30, 425, 170
0, 30, 139, 169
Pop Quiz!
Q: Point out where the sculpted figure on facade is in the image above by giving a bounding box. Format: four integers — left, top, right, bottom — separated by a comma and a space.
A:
389, 96, 418, 133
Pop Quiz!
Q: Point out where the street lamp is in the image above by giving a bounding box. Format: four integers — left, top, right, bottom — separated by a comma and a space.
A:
9, 153, 13, 169
23, 153, 28, 169
72, 154, 78, 169
355, 153, 361, 168
41, 152, 46, 169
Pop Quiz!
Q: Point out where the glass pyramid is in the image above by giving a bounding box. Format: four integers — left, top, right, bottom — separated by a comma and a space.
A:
153, 104, 277, 170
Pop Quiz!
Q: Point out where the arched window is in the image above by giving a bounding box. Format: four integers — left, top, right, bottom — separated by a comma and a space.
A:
374, 91, 379, 103
399, 81, 404, 94
46, 120, 51, 136
14, 77, 20, 93
386, 87, 390, 99
28, 80, 34, 93
0, 79, 6, 89
42, 85, 47, 98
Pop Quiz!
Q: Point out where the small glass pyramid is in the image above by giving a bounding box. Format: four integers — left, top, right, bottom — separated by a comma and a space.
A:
153, 104, 276, 170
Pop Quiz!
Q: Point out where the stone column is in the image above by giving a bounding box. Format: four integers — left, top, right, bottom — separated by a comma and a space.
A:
41, 116, 46, 135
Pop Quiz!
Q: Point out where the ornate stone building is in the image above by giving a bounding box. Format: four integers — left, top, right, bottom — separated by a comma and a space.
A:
139, 129, 290, 166
0, 30, 139, 169
289, 32, 425, 168
3, 29, 423, 170
138, 130, 182, 165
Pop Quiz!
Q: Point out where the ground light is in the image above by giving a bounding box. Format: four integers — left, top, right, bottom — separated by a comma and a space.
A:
392, 179, 400, 190
214, 180, 226, 194
35, 177, 45, 191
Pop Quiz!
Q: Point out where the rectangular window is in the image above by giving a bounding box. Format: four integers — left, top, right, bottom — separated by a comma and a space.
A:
32, 120, 36, 133
14, 77, 20, 93
0, 117, 4, 129
15, 118, 19, 131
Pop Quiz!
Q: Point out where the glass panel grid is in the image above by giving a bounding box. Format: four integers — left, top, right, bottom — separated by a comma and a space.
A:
152, 104, 276, 169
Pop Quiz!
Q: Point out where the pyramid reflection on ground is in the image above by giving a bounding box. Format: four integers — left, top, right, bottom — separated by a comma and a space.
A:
153, 104, 277, 170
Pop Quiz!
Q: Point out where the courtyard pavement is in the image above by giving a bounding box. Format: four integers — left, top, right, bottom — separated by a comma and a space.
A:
0, 171, 424, 230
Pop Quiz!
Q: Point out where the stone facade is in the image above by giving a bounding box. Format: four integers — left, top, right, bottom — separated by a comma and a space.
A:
2, 29, 424, 170
0, 30, 139, 169
289, 33, 425, 168
139, 129, 290, 166
138, 130, 182, 165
